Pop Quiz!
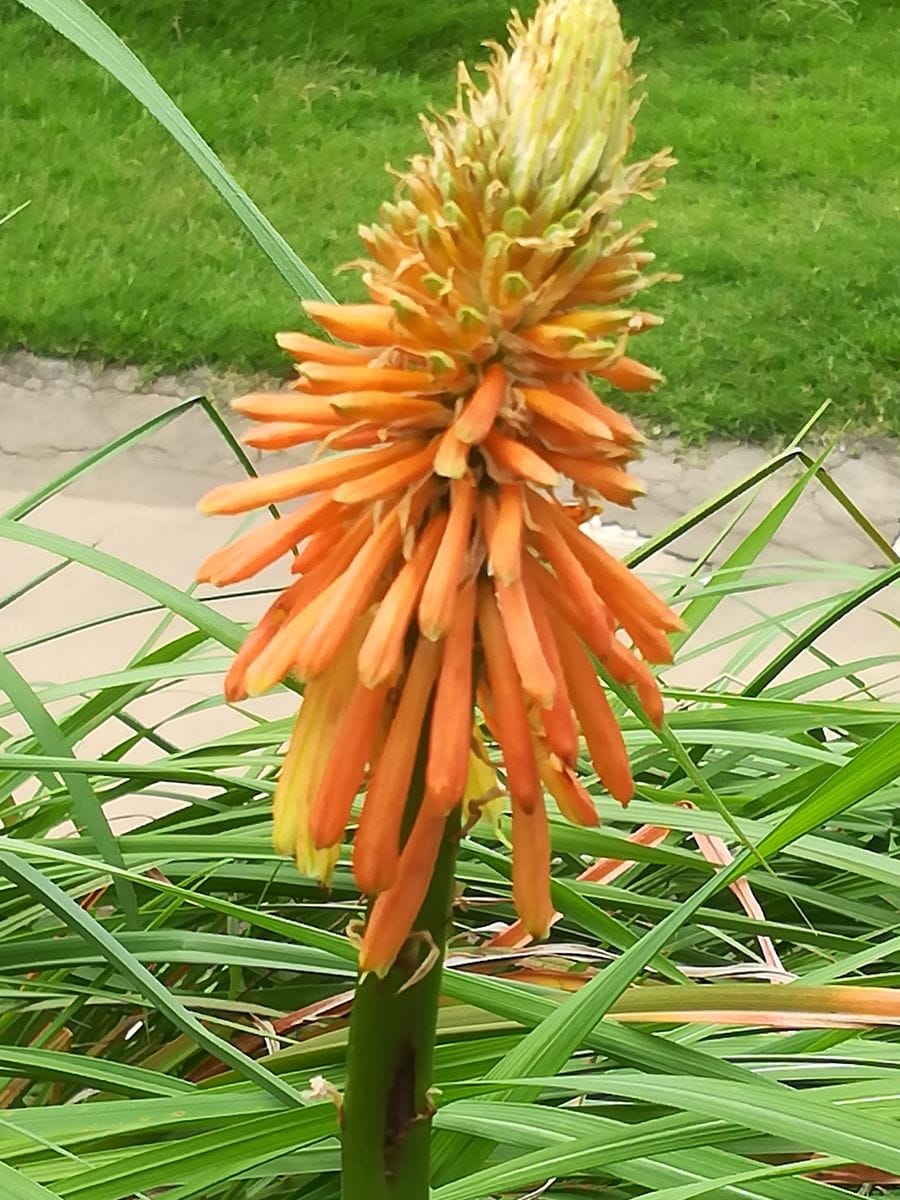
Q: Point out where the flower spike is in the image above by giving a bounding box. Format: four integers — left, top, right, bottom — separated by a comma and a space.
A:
199, 0, 680, 974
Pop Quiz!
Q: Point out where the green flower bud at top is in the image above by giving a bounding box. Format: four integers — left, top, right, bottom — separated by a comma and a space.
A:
359, 0, 675, 356
462, 0, 634, 222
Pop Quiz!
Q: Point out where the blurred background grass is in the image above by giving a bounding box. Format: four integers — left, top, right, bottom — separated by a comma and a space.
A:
1, 0, 897, 441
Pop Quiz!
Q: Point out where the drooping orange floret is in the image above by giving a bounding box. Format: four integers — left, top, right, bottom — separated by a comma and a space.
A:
425, 581, 477, 815
418, 478, 476, 640
275, 330, 374, 365
198, 0, 682, 976
454, 365, 508, 444
357, 513, 448, 688
358, 806, 447, 975
476, 582, 545, 815
354, 636, 442, 894
511, 791, 555, 940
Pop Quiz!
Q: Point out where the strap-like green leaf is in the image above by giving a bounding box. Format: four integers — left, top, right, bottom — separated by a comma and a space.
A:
0, 851, 304, 1106
0, 653, 139, 925
0, 1162, 61, 1200
13, 0, 333, 303
0, 519, 245, 651
2, 398, 201, 522
0, 1046, 194, 1097
433, 721, 900, 1181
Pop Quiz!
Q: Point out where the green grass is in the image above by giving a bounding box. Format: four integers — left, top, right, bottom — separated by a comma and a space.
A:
1, 0, 898, 441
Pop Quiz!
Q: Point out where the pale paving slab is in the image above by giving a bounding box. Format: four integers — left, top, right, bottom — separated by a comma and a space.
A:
3, 351, 897, 561
1, 353, 898, 829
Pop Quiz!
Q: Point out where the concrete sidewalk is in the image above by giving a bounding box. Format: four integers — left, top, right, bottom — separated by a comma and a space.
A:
3, 352, 898, 562
2, 350, 898, 829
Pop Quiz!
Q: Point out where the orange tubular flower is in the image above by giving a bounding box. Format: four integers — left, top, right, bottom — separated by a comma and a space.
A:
198, 0, 682, 976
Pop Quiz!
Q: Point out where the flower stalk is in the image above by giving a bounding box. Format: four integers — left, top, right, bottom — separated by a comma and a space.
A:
341, 739, 459, 1199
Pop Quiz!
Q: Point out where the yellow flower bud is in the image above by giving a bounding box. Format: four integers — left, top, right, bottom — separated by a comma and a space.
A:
467, 0, 634, 222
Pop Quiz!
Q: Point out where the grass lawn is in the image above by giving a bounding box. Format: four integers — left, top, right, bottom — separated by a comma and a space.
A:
1, 0, 897, 441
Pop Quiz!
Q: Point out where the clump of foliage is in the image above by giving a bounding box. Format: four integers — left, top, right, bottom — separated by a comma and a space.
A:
0, 2, 898, 1197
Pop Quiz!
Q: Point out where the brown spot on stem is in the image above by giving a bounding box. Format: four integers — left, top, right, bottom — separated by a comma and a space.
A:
384, 1039, 418, 1178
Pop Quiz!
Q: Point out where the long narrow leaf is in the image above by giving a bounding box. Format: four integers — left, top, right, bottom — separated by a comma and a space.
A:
0, 1047, 194, 1096
14, 0, 333, 303
2, 398, 201, 522
432, 721, 900, 1180
54, 1108, 335, 1200
746, 562, 900, 694
0, 654, 139, 925
674, 452, 825, 647
0, 1162, 61, 1200
0, 851, 303, 1106
0, 520, 245, 651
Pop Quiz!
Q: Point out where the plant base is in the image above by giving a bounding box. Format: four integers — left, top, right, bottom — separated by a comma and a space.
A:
341, 813, 459, 1199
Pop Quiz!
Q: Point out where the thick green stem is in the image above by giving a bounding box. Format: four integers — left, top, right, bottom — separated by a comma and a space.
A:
341, 765, 459, 1199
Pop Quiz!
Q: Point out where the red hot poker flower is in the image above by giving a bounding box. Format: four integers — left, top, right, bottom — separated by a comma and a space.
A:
198, 0, 682, 976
